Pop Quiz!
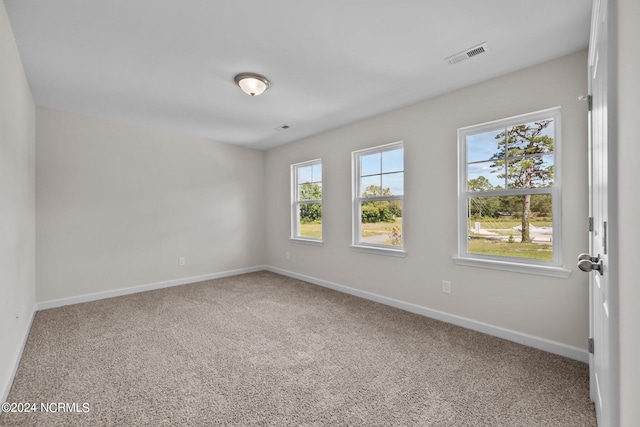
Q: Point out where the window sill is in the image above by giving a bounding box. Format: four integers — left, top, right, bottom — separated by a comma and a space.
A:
452, 256, 572, 278
349, 245, 407, 258
289, 238, 323, 246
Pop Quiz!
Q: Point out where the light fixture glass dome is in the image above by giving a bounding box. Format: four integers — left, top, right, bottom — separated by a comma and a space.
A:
234, 73, 270, 96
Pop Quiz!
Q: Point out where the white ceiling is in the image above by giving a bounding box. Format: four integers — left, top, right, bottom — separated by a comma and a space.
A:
5, 0, 592, 150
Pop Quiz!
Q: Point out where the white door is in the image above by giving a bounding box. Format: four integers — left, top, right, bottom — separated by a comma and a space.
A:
581, 0, 617, 425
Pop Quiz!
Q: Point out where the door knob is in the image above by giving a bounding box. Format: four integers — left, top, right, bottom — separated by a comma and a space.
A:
578, 253, 599, 263
577, 253, 603, 275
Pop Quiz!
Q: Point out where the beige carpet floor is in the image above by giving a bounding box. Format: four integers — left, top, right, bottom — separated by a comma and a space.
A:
1, 271, 596, 426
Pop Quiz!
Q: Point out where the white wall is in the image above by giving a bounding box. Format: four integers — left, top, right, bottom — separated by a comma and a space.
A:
3, 2, 637, 419
36, 107, 266, 302
617, 0, 640, 424
266, 51, 590, 352
0, 0, 36, 402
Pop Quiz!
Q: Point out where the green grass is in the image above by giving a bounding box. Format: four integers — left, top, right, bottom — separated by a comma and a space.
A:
468, 239, 552, 260
300, 217, 549, 257
362, 219, 403, 246
361, 218, 402, 237
298, 221, 322, 238
299, 219, 404, 245
468, 218, 552, 229
467, 217, 553, 260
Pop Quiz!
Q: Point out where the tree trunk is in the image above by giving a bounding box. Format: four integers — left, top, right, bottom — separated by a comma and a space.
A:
521, 194, 531, 243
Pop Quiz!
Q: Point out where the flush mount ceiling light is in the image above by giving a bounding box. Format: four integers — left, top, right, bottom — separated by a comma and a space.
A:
234, 72, 271, 96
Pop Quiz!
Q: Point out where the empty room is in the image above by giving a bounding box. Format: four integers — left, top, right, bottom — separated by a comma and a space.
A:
1, 0, 638, 426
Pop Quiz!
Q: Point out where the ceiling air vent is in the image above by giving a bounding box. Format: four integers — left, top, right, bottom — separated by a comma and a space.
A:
445, 43, 489, 65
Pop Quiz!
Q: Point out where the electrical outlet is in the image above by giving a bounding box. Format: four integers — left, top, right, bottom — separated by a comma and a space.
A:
285, 252, 290, 260
442, 280, 451, 294
178, 257, 186, 267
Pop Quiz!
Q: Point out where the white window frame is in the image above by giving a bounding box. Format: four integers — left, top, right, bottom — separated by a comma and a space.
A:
351, 141, 406, 257
453, 107, 570, 278
290, 159, 323, 245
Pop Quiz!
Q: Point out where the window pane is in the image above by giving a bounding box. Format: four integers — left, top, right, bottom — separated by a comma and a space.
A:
467, 161, 505, 190
507, 120, 554, 155
292, 160, 322, 241
382, 172, 404, 195
507, 154, 554, 189
467, 129, 504, 163
361, 152, 381, 176
298, 203, 322, 238
360, 200, 403, 246
298, 165, 312, 183
360, 175, 381, 197
312, 163, 322, 182
467, 195, 552, 260
381, 148, 403, 173
298, 182, 322, 201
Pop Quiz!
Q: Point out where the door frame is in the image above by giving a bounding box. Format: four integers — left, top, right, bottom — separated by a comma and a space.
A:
587, 0, 620, 425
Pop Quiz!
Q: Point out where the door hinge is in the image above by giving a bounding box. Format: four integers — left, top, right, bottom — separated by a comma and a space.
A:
588, 337, 594, 354
587, 95, 593, 111
588, 217, 593, 232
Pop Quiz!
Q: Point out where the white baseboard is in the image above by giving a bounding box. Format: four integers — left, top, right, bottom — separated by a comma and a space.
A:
5, 263, 587, 403
36, 266, 266, 311
2, 305, 37, 404
30, 263, 587, 371
266, 266, 589, 363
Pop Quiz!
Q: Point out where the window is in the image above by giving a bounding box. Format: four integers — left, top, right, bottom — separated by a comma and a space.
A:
454, 107, 570, 277
291, 159, 322, 243
351, 142, 405, 256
